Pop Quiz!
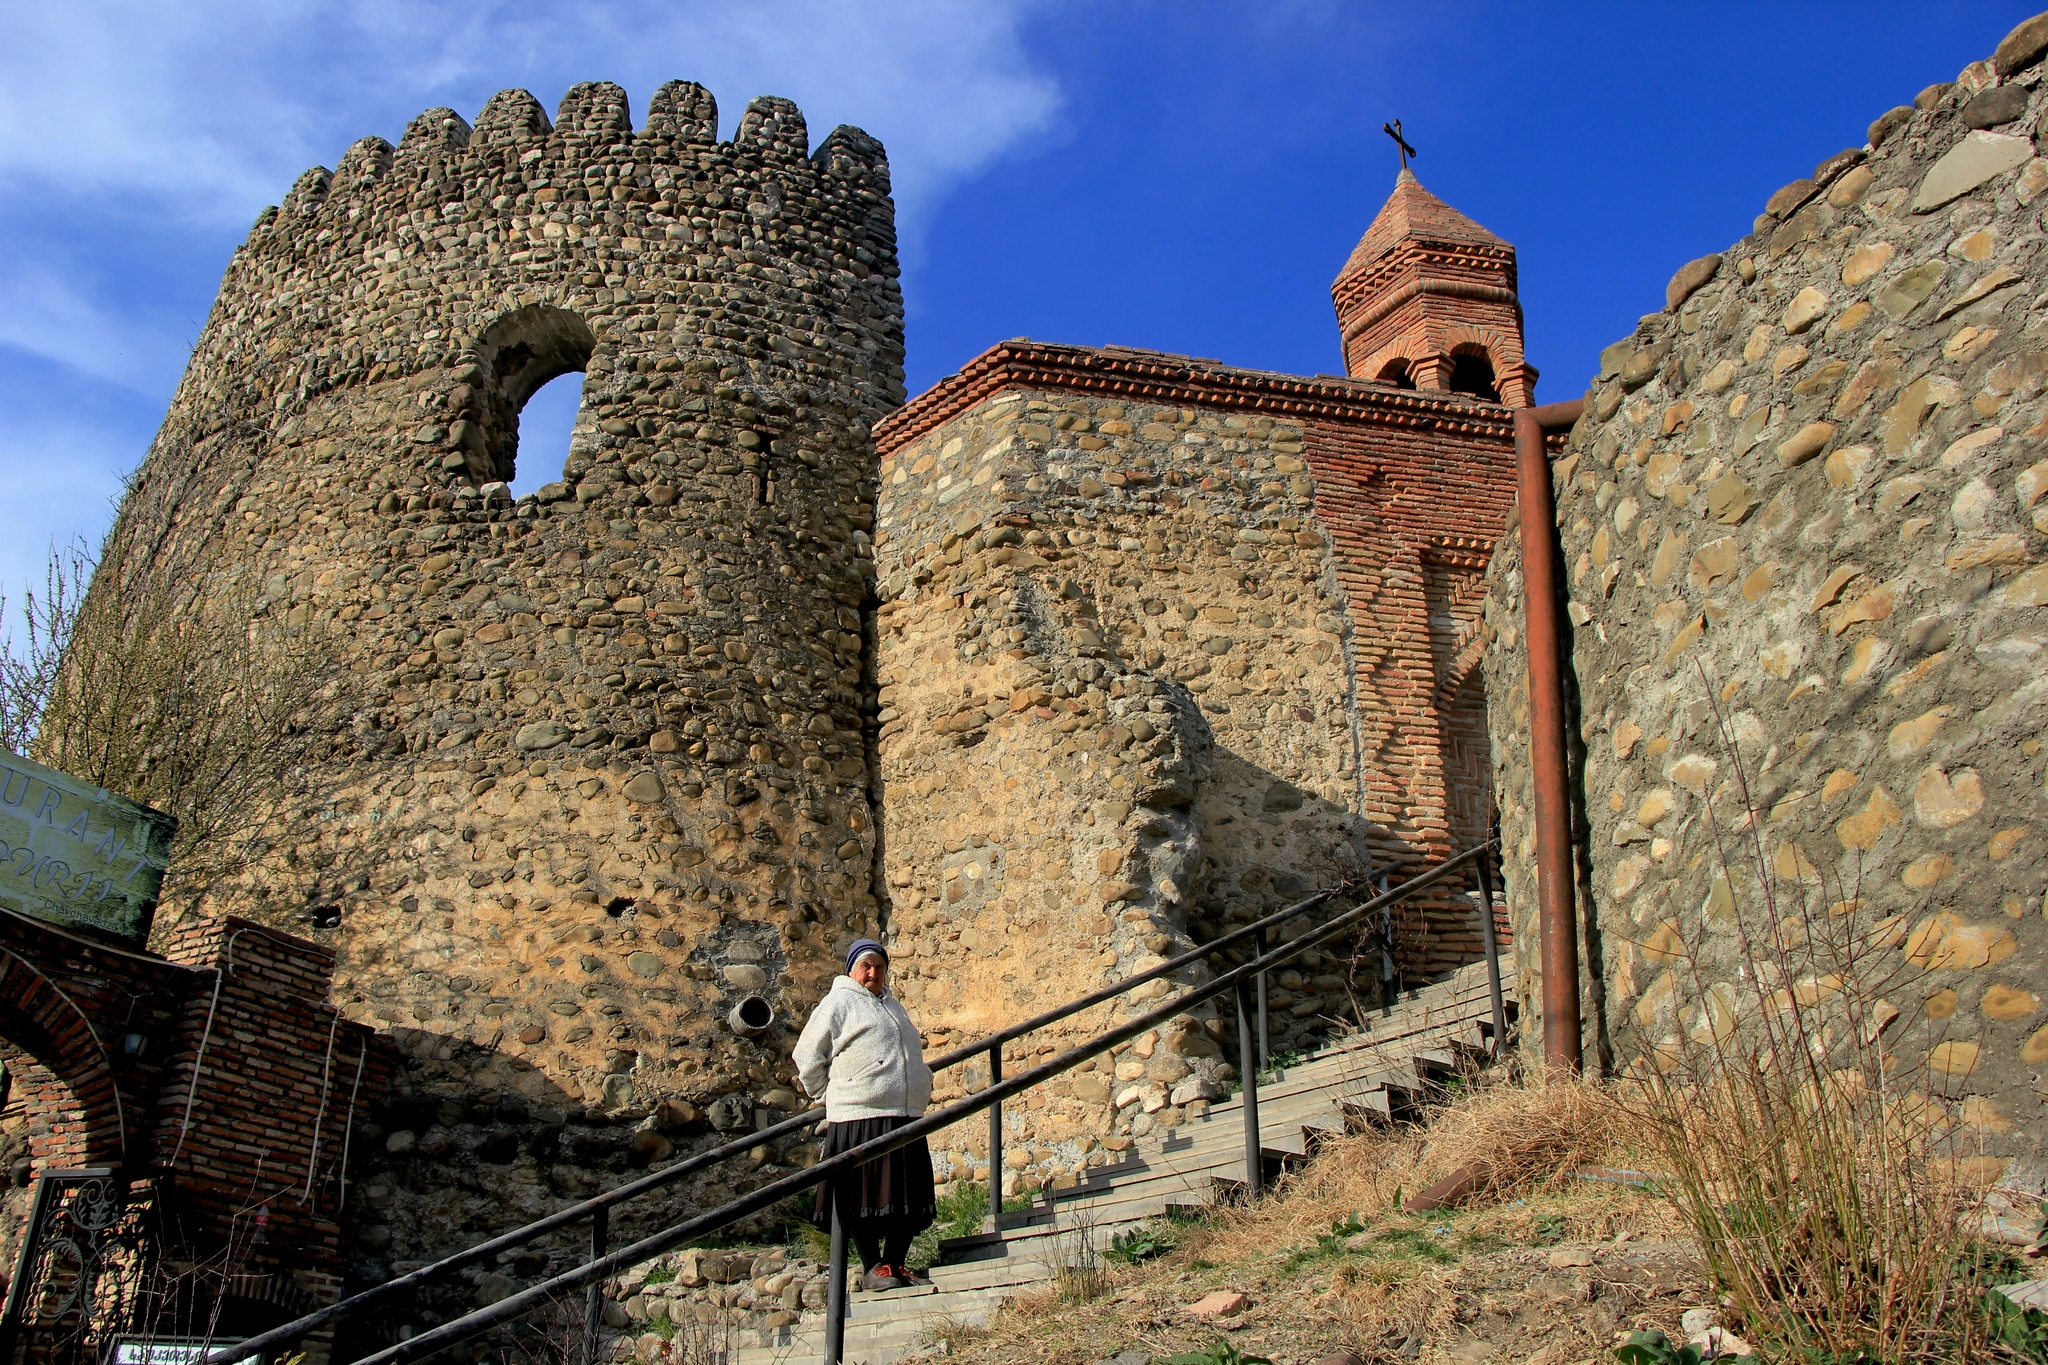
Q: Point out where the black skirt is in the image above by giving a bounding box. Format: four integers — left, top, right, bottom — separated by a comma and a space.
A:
810, 1116, 937, 1233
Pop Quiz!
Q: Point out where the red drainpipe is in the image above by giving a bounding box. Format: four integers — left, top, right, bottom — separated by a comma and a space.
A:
1512, 398, 1585, 1075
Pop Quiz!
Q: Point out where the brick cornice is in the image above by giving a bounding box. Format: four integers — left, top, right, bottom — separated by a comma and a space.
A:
875, 340, 1516, 456
1332, 240, 1517, 314
1337, 278, 1524, 346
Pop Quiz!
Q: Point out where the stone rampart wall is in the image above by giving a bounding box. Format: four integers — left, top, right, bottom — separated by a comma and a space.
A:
1484, 18, 2048, 1149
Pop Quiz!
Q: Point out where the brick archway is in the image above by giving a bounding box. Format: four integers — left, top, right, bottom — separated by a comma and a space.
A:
0, 907, 390, 1333
0, 951, 127, 1168
1435, 653, 1494, 859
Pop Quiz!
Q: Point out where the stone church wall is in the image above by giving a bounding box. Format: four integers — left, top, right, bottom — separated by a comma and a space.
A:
872, 342, 1520, 1191
69, 81, 905, 1287
1485, 19, 2048, 1151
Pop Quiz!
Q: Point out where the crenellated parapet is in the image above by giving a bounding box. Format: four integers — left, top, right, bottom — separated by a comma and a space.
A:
175, 82, 899, 450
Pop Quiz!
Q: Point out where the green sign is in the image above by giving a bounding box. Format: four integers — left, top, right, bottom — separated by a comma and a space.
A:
0, 749, 176, 947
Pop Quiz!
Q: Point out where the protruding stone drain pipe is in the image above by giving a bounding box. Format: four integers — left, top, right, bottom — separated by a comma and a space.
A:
728, 996, 775, 1039
1513, 398, 1585, 1075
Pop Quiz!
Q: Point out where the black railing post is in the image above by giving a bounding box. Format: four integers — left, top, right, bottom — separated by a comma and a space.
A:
824, 1201, 847, 1365
1475, 850, 1508, 1057
986, 1044, 1003, 1234
1253, 925, 1271, 1071
1377, 870, 1395, 1002
1234, 976, 1262, 1201
582, 1203, 608, 1365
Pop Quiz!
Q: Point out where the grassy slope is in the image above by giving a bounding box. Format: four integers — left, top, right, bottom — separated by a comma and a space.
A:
925, 1079, 1708, 1365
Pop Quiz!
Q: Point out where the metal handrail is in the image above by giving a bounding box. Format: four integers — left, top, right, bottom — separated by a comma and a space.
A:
316, 844, 1496, 1365
207, 870, 1373, 1365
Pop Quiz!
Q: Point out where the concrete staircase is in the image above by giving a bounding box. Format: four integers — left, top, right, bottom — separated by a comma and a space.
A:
735, 960, 1514, 1365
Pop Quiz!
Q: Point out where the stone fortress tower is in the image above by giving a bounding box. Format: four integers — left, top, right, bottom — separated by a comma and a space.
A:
85, 81, 904, 1269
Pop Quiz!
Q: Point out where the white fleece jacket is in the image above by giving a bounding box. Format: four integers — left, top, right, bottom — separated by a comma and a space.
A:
793, 975, 934, 1122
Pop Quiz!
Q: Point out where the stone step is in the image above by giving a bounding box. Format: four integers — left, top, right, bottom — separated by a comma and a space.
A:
733, 1281, 1025, 1365
922, 1256, 1052, 1294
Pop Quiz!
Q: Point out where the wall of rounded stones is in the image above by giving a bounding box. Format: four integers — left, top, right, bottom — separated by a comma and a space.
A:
80, 79, 906, 1293
1484, 16, 2048, 1148
873, 386, 1416, 1191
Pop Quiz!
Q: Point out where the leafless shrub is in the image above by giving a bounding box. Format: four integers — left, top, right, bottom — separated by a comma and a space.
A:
1613, 669, 2005, 1362
0, 538, 91, 757
1051, 1205, 1108, 1304
2, 512, 344, 901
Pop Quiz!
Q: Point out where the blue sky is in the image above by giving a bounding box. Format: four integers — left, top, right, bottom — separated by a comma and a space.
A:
0, 0, 2036, 609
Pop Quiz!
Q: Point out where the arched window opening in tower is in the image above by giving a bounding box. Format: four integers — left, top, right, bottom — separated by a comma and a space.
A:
510, 371, 584, 500
1377, 357, 1417, 390
481, 302, 595, 497
1448, 351, 1499, 403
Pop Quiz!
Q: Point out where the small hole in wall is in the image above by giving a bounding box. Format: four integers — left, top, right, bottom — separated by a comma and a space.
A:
509, 371, 583, 498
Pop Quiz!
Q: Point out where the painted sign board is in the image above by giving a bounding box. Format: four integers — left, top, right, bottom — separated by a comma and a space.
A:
0, 748, 176, 948
106, 1339, 258, 1365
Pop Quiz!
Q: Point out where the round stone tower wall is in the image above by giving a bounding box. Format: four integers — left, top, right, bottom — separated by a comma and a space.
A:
78, 80, 904, 1277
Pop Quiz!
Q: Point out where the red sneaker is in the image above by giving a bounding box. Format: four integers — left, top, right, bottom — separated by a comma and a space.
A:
859, 1264, 908, 1291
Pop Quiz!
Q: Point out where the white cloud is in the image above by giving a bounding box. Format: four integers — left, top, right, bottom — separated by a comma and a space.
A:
0, 0, 1066, 629
0, 0, 1063, 236
0, 0, 1062, 411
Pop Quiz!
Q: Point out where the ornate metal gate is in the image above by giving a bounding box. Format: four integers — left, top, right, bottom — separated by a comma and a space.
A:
0, 1169, 161, 1365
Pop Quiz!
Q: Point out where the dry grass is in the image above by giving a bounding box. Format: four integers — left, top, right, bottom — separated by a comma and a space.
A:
1185, 1070, 1637, 1271
909, 1307, 993, 1354
1627, 1056, 2002, 1364
939, 1074, 1683, 1365
1604, 671, 2027, 1364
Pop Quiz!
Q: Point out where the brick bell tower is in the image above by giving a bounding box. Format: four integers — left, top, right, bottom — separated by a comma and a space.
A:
1332, 167, 1535, 406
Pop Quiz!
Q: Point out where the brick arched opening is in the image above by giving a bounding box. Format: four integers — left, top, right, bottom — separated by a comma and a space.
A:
1436, 656, 1494, 862
0, 954, 127, 1171
1446, 343, 1500, 403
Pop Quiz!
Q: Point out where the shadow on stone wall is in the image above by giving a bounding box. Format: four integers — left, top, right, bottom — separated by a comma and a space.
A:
338, 1019, 821, 1353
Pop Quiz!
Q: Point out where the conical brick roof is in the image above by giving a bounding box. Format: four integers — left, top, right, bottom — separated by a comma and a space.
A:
1339, 169, 1509, 277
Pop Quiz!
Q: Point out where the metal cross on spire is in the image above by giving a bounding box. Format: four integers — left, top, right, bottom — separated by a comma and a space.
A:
1383, 119, 1417, 171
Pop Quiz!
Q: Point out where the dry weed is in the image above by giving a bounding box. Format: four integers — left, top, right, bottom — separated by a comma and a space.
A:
943, 1075, 1677, 1365
910, 1306, 993, 1353
1198, 1071, 1634, 1267
1608, 667, 2017, 1363
1051, 1207, 1111, 1304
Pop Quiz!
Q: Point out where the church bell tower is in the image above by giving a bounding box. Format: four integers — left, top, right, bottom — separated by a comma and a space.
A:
1331, 168, 1535, 407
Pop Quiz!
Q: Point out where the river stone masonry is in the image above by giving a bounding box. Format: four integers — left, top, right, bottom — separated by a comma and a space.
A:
74, 71, 1558, 1328
1484, 16, 2048, 1153
75, 81, 903, 1298
870, 339, 1524, 1189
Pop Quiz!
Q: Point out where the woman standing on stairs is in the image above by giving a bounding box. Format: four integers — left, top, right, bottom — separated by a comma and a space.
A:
794, 938, 938, 1291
